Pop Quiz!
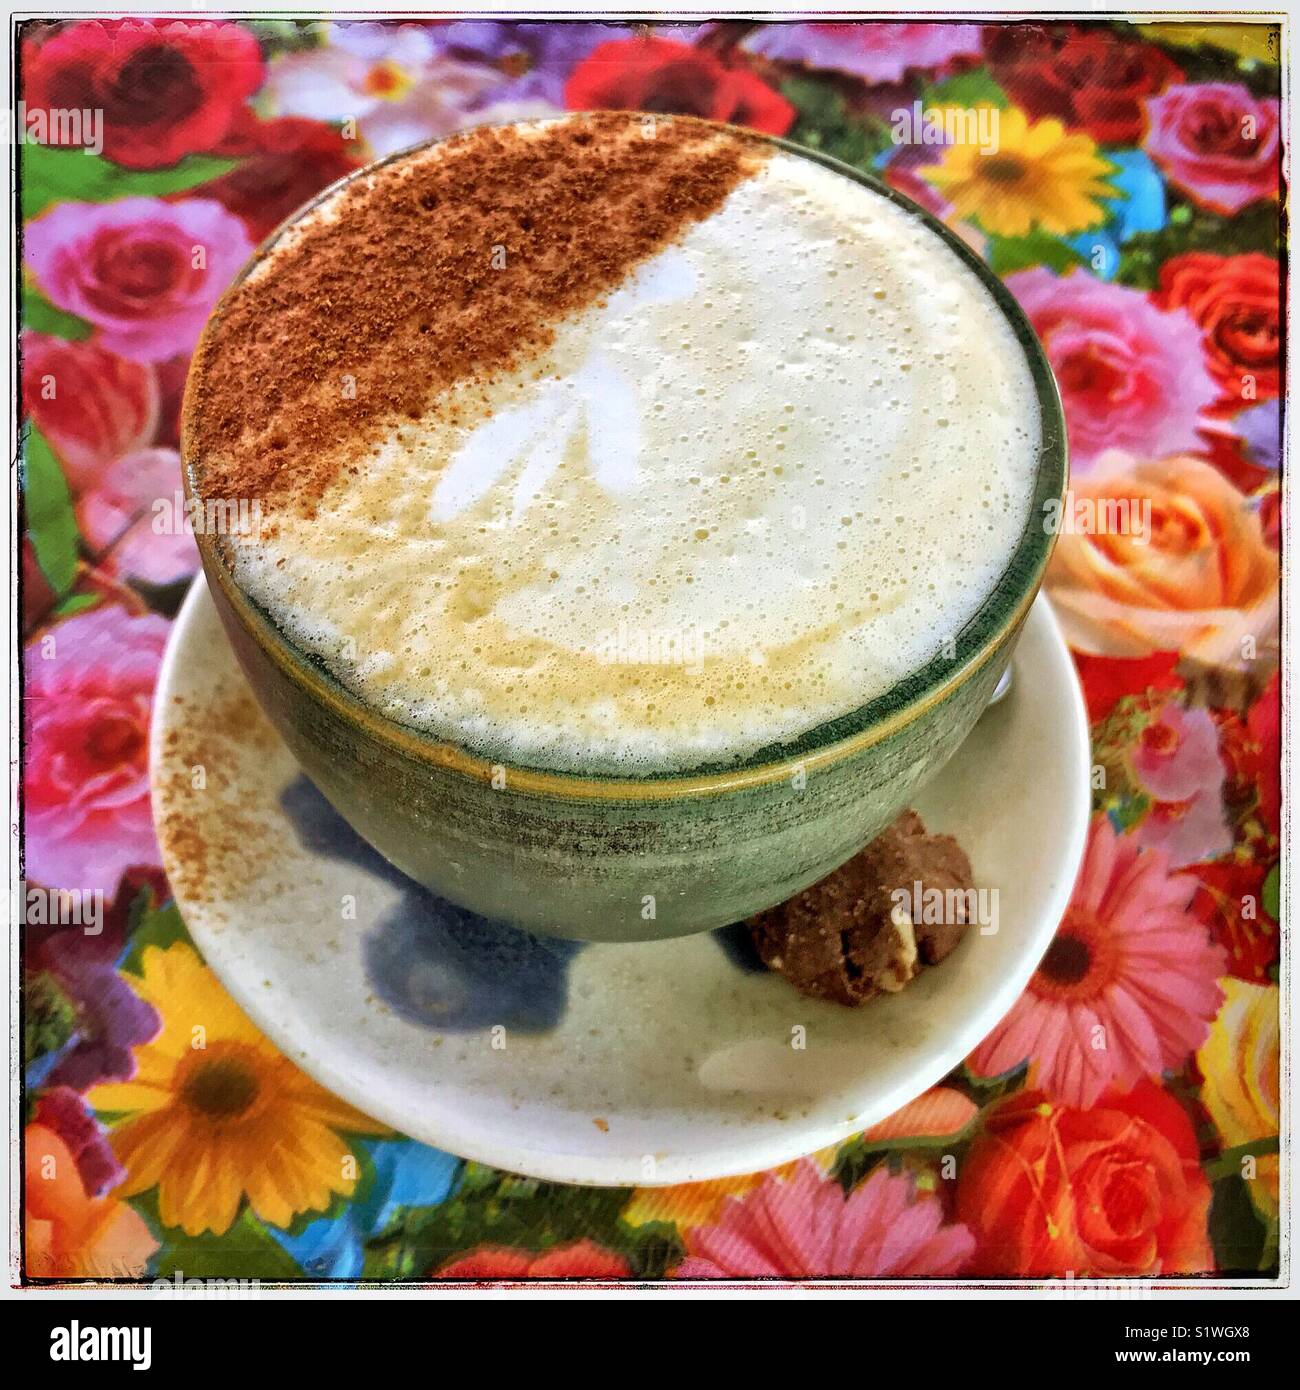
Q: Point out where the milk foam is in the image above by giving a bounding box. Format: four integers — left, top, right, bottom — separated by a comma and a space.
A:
225, 130, 1042, 774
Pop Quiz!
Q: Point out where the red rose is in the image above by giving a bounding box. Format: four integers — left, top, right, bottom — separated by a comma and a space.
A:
435, 1239, 630, 1280
199, 114, 363, 242
1155, 253, 1280, 414
956, 1082, 1213, 1277
23, 17, 264, 169
564, 36, 795, 136
985, 25, 1182, 147
21, 332, 159, 491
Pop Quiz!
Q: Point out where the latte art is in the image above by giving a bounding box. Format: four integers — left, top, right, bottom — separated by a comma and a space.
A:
189, 114, 1042, 774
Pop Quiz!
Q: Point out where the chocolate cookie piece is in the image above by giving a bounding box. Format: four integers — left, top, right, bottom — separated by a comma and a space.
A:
747, 811, 976, 1007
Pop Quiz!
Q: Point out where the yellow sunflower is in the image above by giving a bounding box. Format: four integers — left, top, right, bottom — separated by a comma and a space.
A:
89, 942, 389, 1237
921, 106, 1115, 239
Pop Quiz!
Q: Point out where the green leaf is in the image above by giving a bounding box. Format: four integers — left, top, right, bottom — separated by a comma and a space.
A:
1262, 863, 1280, 922
52, 591, 98, 617
830, 1144, 891, 1193
949, 1059, 1029, 1100
986, 229, 1086, 276
781, 76, 845, 129
22, 144, 238, 220
925, 69, 1010, 110
22, 286, 92, 340
119, 900, 193, 975
1108, 790, 1152, 833
367, 1166, 634, 1279
782, 77, 895, 174
1115, 200, 1281, 289
133, 1192, 304, 1282
1207, 1172, 1271, 1275
22, 424, 79, 595
24, 970, 78, 1070
245, 18, 325, 55
1204, 1136, 1280, 1182
831, 1107, 983, 1193
620, 1220, 685, 1280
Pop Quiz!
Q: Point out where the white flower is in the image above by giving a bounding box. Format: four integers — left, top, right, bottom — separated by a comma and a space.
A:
264, 23, 508, 156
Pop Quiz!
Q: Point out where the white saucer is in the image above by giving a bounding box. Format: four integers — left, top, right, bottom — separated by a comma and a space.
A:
151, 578, 1089, 1186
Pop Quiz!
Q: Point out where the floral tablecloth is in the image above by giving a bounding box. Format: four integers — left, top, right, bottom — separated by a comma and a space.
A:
20, 17, 1282, 1284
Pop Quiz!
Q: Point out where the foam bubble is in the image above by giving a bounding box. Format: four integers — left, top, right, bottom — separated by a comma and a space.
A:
227, 138, 1041, 774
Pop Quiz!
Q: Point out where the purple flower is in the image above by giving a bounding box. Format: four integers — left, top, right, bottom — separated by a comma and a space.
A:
432, 20, 613, 105
40, 964, 160, 1092
1236, 399, 1280, 472
743, 21, 984, 85
27, 885, 161, 1093
33, 1087, 125, 1197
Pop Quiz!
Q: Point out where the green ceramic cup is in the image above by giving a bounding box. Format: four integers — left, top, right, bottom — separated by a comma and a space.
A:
183, 123, 1067, 943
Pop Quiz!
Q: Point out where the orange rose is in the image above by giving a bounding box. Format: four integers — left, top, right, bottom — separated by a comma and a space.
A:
956, 1082, 1213, 1277
1046, 452, 1278, 669
25, 1123, 158, 1280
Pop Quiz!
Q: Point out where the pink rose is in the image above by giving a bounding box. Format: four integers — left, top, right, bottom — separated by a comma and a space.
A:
745, 22, 984, 85
23, 198, 253, 363
100, 519, 202, 590
1006, 268, 1217, 470
1145, 83, 1280, 215
24, 605, 170, 895
21, 334, 159, 493
76, 447, 200, 587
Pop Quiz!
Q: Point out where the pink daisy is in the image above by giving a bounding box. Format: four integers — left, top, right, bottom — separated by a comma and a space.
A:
672, 1159, 974, 1278
969, 818, 1226, 1106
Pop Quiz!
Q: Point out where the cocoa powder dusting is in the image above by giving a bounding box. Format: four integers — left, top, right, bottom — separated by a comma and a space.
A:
187, 113, 769, 513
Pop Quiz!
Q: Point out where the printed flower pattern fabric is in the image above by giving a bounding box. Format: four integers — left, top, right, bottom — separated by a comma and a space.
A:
20, 19, 1281, 1283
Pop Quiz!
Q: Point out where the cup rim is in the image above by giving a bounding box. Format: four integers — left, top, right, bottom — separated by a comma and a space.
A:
182, 111, 1068, 802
